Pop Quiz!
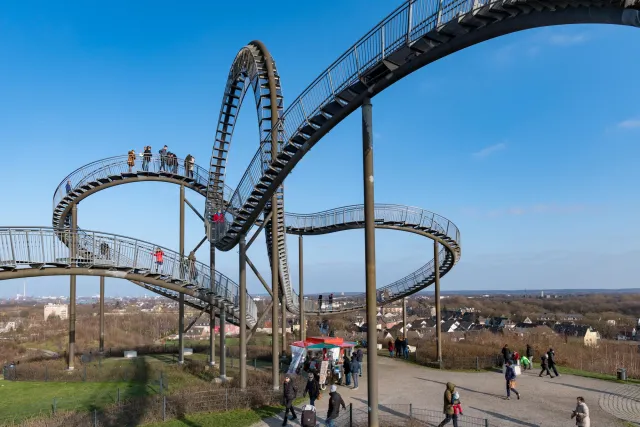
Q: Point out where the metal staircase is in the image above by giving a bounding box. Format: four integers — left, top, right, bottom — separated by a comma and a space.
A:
0, 227, 257, 327
50, 155, 254, 327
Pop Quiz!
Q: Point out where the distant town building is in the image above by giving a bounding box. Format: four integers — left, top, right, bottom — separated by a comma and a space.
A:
44, 303, 68, 320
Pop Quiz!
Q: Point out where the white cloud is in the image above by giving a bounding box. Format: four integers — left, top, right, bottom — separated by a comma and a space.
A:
617, 118, 640, 129
547, 33, 589, 46
472, 143, 506, 158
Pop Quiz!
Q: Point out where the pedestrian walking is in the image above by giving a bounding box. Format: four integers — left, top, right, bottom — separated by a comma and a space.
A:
281, 374, 297, 426
302, 372, 320, 406
318, 294, 323, 311
571, 396, 590, 427
438, 382, 459, 427
349, 356, 360, 389
539, 353, 554, 378
547, 348, 559, 377
395, 337, 401, 357
520, 355, 531, 371
526, 343, 533, 366
153, 247, 164, 272
326, 384, 346, 427
328, 293, 334, 311
505, 360, 520, 400
501, 344, 511, 364
65, 180, 72, 194
388, 340, 394, 357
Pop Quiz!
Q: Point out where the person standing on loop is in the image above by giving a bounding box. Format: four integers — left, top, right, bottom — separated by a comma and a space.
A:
127, 149, 136, 173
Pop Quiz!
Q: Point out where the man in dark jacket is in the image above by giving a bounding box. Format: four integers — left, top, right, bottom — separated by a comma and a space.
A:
326, 384, 346, 427
547, 348, 559, 377
505, 360, 520, 400
501, 344, 511, 364
349, 356, 360, 389
438, 382, 458, 427
539, 353, 554, 378
282, 375, 298, 426
356, 348, 363, 376
343, 355, 351, 386
302, 372, 320, 406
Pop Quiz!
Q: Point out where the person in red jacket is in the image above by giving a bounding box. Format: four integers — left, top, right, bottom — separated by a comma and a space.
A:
153, 247, 164, 272
388, 340, 394, 357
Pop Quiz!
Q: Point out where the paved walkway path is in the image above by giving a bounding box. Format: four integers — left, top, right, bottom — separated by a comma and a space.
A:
251, 356, 640, 427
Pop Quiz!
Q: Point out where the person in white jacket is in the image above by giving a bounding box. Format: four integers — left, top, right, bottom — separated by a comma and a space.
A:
571, 396, 590, 427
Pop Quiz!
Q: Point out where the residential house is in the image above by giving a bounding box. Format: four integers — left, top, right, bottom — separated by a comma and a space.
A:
441, 320, 459, 333
617, 328, 637, 341
553, 323, 600, 347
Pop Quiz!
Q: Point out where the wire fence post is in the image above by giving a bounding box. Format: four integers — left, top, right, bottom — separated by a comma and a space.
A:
485, 419, 490, 427
409, 403, 413, 419
476, 356, 479, 371
349, 403, 353, 426
254, 358, 257, 370
52, 398, 57, 415
117, 387, 120, 404
84, 365, 87, 382
162, 395, 166, 421
45, 365, 48, 382
93, 409, 97, 427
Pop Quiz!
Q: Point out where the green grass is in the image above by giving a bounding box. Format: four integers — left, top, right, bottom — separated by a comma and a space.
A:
557, 366, 640, 384
0, 380, 152, 419
143, 405, 283, 427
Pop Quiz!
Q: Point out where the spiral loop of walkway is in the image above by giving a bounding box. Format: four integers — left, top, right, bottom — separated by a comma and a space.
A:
0, 227, 258, 326
212, 0, 639, 314
50, 154, 255, 327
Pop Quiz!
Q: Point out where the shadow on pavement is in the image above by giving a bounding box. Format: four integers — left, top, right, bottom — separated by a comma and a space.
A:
469, 406, 540, 427
415, 377, 505, 399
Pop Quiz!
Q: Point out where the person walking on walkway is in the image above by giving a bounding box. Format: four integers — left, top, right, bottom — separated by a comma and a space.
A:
388, 340, 394, 357
152, 247, 164, 273
526, 343, 533, 368
571, 396, 590, 427
326, 384, 346, 427
65, 180, 72, 194
394, 337, 401, 357
318, 294, 323, 312
281, 374, 298, 426
539, 353, 554, 378
127, 149, 136, 173
547, 348, 559, 377
355, 347, 363, 377
403, 337, 410, 359
349, 355, 360, 390
505, 360, 520, 400
142, 146, 152, 171
302, 372, 320, 406
438, 382, 459, 427
328, 293, 334, 311
159, 145, 168, 171
501, 344, 511, 364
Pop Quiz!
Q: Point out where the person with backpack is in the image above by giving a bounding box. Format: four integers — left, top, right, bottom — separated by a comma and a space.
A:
302, 372, 320, 406
505, 360, 520, 400
281, 374, 297, 426
326, 384, 346, 427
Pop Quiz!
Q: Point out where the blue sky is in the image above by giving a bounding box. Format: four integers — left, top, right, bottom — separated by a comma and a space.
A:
1, 0, 639, 299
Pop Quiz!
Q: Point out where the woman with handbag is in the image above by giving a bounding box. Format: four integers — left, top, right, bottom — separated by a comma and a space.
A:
505, 360, 520, 400
571, 397, 590, 427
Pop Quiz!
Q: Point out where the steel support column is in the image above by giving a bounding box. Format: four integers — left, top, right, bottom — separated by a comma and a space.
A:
178, 185, 185, 365
239, 235, 247, 390
434, 240, 442, 364
68, 205, 78, 370
282, 297, 286, 352
99, 276, 105, 353
402, 297, 407, 339
209, 242, 215, 366
220, 308, 226, 379
263, 41, 281, 392
362, 97, 379, 427
299, 235, 305, 342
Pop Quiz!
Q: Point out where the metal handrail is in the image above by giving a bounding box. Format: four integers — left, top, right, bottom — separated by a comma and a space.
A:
218, 0, 475, 241
53, 154, 234, 213
0, 227, 258, 323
